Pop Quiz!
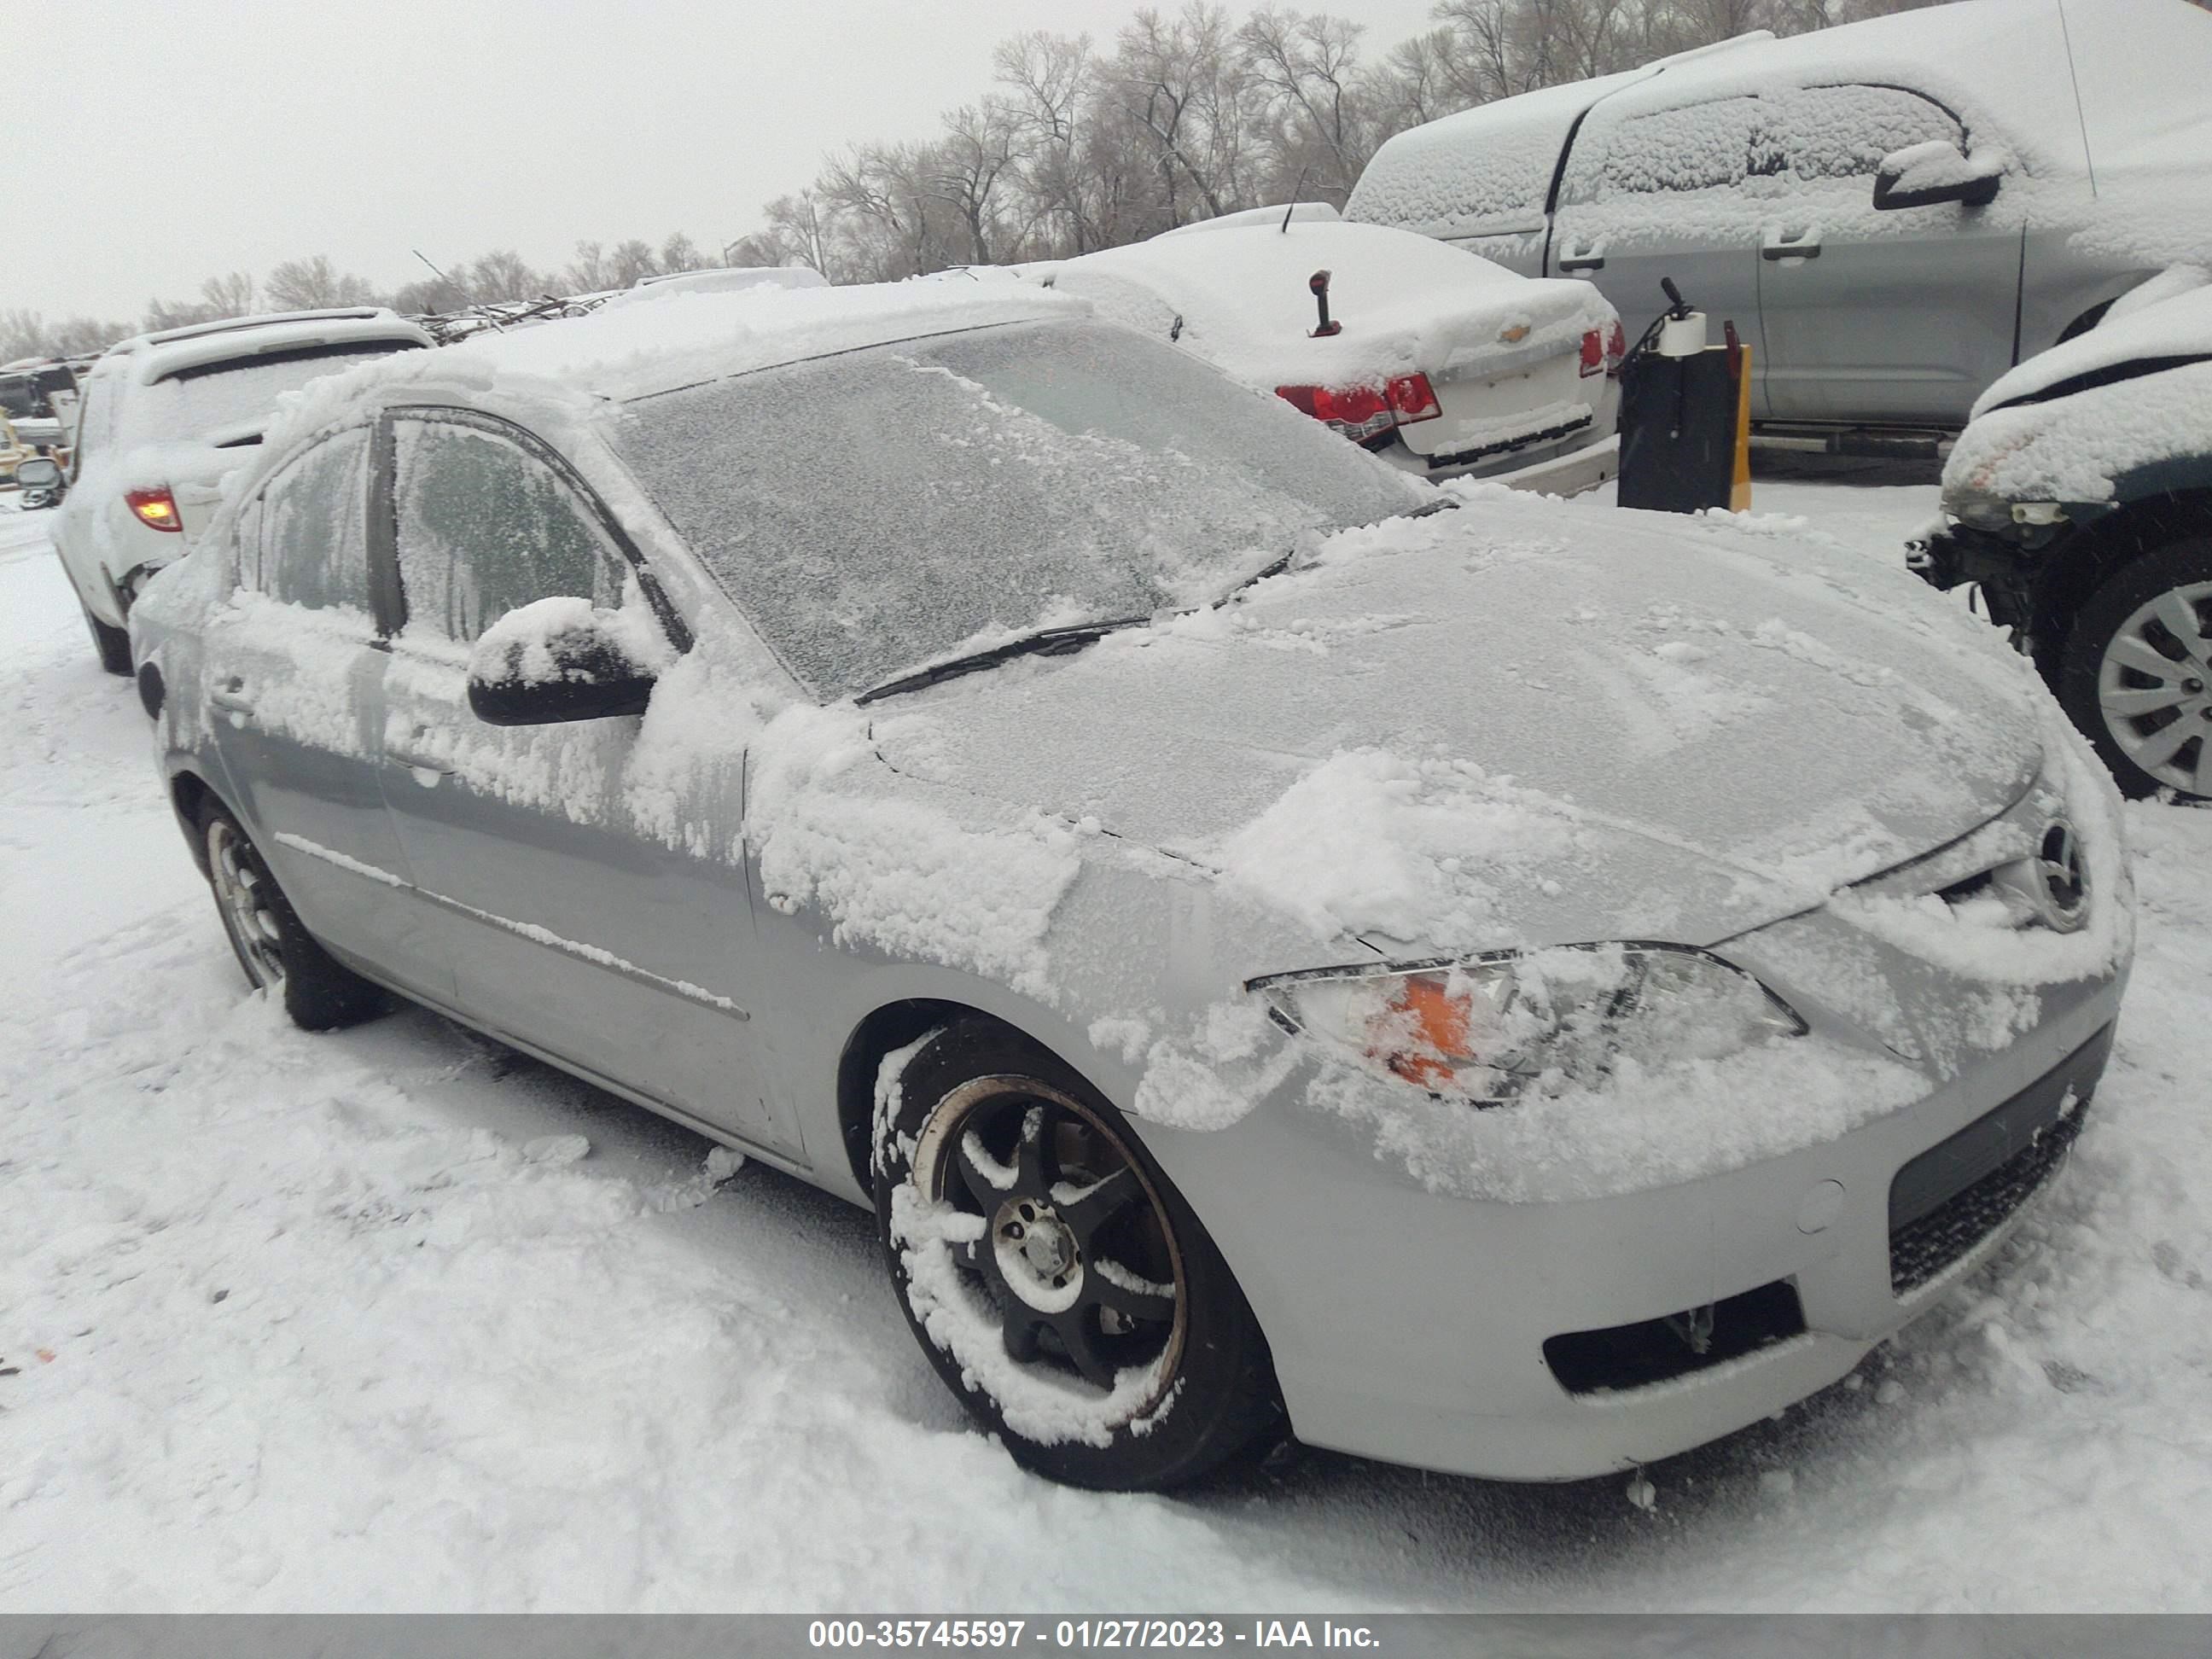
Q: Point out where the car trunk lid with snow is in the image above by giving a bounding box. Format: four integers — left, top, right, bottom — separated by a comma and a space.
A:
1048, 222, 1615, 470
869, 499, 2042, 960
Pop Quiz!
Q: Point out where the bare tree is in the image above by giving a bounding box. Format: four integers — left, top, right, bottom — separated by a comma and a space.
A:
463, 249, 545, 304
1240, 7, 1372, 201
200, 271, 257, 317
659, 232, 709, 273
265, 255, 382, 311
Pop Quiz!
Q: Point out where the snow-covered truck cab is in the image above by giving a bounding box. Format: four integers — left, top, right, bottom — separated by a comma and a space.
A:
51, 308, 434, 675
1345, 0, 2212, 446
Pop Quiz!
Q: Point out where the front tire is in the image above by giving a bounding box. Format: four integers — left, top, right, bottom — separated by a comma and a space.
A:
82, 600, 131, 676
874, 1021, 1281, 1490
2056, 537, 2212, 800
198, 800, 385, 1030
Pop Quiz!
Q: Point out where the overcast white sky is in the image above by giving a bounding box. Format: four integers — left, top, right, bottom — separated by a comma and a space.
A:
17, 0, 1442, 322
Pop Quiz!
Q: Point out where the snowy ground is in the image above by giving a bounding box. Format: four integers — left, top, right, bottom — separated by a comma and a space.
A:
3, 467, 2209, 1613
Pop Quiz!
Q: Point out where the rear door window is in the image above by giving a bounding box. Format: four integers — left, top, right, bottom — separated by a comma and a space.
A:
259, 428, 374, 614
390, 418, 625, 644
1561, 96, 1760, 203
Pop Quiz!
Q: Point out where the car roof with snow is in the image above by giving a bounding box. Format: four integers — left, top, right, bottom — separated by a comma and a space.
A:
287, 282, 1086, 414
95, 308, 434, 388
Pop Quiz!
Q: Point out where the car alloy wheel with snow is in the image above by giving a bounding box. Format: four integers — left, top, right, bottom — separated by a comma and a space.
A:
874, 1022, 1281, 1490
196, 800, 386, 1031
2060, 539, 2212, 800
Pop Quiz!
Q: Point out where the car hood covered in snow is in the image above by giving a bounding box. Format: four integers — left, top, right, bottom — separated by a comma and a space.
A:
868, 495, 2044, 961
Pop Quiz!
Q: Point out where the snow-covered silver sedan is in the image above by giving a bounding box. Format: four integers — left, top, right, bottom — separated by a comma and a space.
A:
131, 282, 2133, 1492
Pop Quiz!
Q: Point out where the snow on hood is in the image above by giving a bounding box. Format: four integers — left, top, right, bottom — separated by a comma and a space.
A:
1947, 283, 2212, 505
1971, 277, 2212, 417
1048, 223, 1610, 390
869, 494, 2045, 962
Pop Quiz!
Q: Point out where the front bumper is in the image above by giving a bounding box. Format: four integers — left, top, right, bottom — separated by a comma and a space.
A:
1152, 964, 2123, 1482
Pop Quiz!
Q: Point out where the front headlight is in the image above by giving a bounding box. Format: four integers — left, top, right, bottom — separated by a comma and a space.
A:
1254, 943, 1806, 1106
1944, 486, 2017, 533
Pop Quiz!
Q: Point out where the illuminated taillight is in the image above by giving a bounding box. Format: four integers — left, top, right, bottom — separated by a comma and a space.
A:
1277, 375, 1438, 444
125, 486, 182, 533
1578, 329, 1605, 377
1605, 319, 1627, 379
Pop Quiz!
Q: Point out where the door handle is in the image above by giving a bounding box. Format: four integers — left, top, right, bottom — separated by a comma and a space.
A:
388, 725, 452, 777
211, 678, 255, 717
1762, 233, 1822, 260
1558, 252, 1605, 273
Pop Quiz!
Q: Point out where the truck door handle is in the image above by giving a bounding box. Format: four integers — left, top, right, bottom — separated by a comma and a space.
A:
1762, 232, 1822, 260
211, 678, 255, 716
1558, 253, 1605, 272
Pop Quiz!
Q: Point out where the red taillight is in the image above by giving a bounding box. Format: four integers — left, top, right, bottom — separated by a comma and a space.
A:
1385, 372, 1441, 423
1276, 374, 1440, 443
1604, 319, 1627, 378
125, 486, 182, 533
1578, 329, 1605, 377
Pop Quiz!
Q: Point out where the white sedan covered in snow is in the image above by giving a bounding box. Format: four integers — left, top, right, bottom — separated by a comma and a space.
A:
1039, 207, 1623, 496
45, 307, 432, 674
131, 280, 2130, 1492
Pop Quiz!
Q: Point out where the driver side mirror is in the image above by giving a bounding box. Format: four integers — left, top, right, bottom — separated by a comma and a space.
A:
1872, 140, 2005, 211
13, 455, 62, 497
467, 596, 663, 726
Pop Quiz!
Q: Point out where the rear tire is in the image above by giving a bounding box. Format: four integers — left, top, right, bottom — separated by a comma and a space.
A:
82, 601, 131, 676
197, 799, 386, 1030
2055, 537, 2212, 800
874, 1020, 1282, 1490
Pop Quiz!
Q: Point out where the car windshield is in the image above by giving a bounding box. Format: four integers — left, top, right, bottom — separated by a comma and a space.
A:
609, 317, 1427, 701
122, 342, 420, 447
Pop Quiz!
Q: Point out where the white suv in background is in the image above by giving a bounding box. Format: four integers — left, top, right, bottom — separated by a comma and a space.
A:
49, 308, 432, 673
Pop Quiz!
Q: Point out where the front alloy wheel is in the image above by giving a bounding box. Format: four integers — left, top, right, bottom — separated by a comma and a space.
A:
2060, 539, 2212, 800
875, 1022, 1280, 1490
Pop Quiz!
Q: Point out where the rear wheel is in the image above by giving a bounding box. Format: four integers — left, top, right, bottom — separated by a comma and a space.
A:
874, 1021, 1281, 1490
199, 800, 385, 1030
2057, 538, 2212, 800
81, 600, 131, 676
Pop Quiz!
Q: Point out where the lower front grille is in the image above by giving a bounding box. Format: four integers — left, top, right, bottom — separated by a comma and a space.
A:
1887, 1023, 2113, 1295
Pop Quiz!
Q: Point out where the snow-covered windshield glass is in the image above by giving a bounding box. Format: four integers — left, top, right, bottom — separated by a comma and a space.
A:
612, 318, 1425, 701
123, 343, 421, 447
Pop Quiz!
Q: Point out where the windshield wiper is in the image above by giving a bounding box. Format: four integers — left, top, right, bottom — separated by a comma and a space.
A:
1220, 496, 1460, 602
855, 618, 1149, 706
857, 501, 1458, 707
